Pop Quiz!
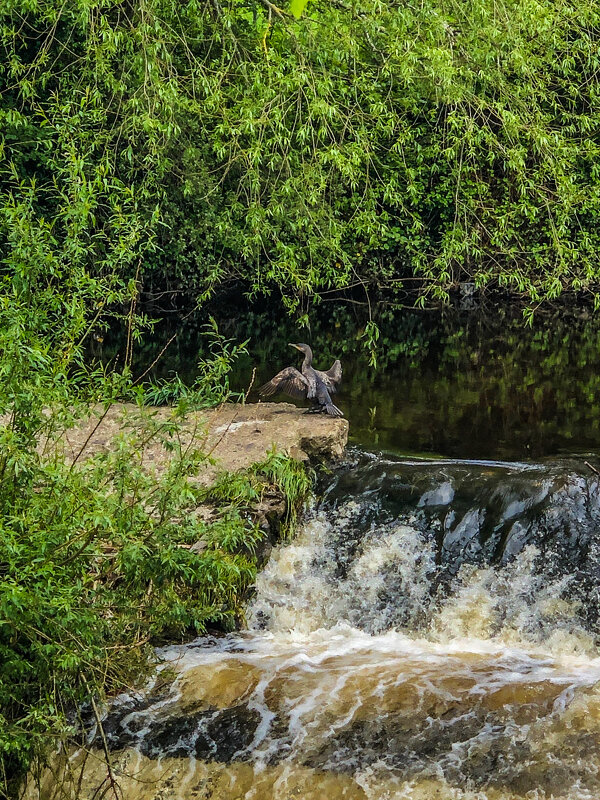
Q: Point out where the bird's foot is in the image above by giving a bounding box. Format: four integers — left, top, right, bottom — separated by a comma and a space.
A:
304, 406, 322, 414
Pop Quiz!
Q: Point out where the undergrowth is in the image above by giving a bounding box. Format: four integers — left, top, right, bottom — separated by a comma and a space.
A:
0, 405, 311, 797
206, 447, 313, 532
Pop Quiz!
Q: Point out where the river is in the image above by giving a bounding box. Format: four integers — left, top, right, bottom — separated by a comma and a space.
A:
35, 308, 600, 799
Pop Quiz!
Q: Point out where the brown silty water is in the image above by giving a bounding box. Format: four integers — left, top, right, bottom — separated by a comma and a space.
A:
25, 454, 600, 800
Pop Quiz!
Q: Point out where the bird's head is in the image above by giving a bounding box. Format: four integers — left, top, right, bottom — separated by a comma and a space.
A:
288, 342, 311, 356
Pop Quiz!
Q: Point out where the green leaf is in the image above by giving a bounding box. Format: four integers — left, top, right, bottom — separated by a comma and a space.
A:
289, 0, 310, 18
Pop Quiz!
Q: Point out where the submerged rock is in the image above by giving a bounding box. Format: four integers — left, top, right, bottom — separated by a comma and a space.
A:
417, 480, 454, 507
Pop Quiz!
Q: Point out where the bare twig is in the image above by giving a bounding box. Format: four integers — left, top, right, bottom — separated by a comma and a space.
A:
262, 6, 272, 56
83, 678, 122, 800
125, 261, 141, 370
132, 307, 196, 385
69, 404, 114, 471
258, 0, 288, 19
244, 367, 257, 404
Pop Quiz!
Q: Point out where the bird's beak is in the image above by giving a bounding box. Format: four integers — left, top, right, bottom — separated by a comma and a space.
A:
288, 343, 302, 351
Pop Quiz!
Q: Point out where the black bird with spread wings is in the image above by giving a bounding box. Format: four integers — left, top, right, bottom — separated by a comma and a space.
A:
259, 343, 343, 417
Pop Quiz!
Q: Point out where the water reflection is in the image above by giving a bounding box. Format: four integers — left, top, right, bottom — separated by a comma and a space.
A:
101, 305, 600, 460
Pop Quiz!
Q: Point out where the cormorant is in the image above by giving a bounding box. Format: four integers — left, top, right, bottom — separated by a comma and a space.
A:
259, 343, 343, 417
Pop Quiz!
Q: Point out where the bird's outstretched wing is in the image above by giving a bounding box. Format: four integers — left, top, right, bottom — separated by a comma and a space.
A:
316, 360, 342, 393
259, 367, 309, 400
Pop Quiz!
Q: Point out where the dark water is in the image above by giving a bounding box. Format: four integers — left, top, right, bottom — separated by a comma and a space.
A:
103, 304, 600, 460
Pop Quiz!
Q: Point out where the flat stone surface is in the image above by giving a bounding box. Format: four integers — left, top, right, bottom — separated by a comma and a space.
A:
58, 402, 348, 484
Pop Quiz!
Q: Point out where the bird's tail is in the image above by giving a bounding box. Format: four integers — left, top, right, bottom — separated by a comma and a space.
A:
325, 403, 344, 418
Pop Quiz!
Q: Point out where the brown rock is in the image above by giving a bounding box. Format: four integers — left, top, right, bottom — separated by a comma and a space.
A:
57, 402, 348, 485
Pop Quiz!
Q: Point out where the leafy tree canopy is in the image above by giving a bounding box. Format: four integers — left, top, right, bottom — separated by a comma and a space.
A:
2, 0, 600, 310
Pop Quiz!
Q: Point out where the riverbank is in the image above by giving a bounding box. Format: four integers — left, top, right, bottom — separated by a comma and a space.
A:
61, 401, 349, 482
2, 400, 347, 798
61, 400, 349, 561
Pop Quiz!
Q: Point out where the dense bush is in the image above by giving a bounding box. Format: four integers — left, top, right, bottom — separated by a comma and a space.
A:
2, 0, 600, 308
0, 140, 309, 795
0, 388, 311, 796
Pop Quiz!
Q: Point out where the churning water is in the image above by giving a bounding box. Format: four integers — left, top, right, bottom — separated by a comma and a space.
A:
28, 450, 600, 799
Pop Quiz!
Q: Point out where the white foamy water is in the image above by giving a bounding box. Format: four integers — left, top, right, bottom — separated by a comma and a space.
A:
27, 482, 600, 800
149, 622, 600, 799
133, 500, 600, 799
249, 503, 595, 657
249, 503, 438, 636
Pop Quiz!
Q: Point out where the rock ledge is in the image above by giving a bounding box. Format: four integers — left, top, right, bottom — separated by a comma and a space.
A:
62, 402, 348, 483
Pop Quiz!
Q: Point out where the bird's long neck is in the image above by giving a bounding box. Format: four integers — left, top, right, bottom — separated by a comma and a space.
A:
302, 349, 313, 370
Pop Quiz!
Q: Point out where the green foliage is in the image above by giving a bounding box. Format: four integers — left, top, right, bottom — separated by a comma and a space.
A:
206, 448, 313, 532
2, 0, 600, 310
251, 448, 313, 528
359, 321, 381, 369
136, 320, 249, 409
289, 0, 311, 18
0, 195, 305, 789
191, 320, 250, 406
0, 118, 304, 797
0, 401, 308, 794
